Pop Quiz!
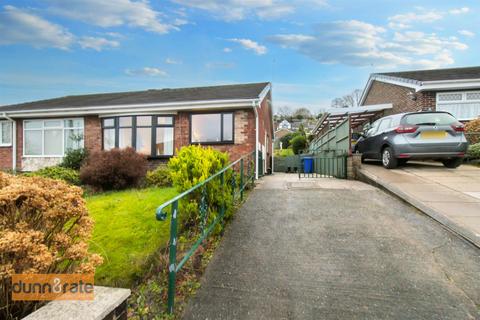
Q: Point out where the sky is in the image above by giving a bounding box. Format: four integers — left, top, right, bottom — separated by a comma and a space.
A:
0, 0, 479, 114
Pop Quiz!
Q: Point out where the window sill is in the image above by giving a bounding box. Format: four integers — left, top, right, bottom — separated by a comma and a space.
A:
147, 155, 173, 160
0, 144, 12, 148
22, 155, 64, 158
190, 141, 234, 146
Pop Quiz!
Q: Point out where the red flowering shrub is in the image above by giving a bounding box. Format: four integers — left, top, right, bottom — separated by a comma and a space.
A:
80, 148, 148, 190
0, 172, 102, 319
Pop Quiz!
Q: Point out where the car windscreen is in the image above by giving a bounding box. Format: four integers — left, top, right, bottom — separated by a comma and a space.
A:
403, 113, 457, 126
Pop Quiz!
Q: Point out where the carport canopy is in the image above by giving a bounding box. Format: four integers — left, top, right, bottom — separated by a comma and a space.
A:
313, 103, 393, 135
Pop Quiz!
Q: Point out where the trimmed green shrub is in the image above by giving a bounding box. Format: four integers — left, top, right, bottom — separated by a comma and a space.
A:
145, 166, 172, 187
61, 148, 88, 170
80, 148, 147, 190
168, 145, 234, 230
24, 166, 80, 185
291, 135, 307, 155
465, 118, 480, 144
467, 143, 480, 159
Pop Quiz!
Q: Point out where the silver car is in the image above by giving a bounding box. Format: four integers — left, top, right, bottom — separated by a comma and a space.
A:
355, 111, 469, 169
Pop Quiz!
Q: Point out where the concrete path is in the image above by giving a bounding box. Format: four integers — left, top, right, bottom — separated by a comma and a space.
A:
183, 174, 480, 320
359, 161, 480, 248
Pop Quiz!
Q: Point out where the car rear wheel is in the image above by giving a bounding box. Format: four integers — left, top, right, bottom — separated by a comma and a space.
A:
442, 158, 463, 169
382, 147, 398, 169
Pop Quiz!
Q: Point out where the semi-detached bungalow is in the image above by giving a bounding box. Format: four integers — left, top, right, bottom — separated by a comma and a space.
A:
360, 66, 480, 121
0, 82, 274, 178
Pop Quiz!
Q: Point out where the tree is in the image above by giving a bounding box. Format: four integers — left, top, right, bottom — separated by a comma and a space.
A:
279, 133, 294, 149
292, 107, 312, 120
291, 135, 307, 155
331, 89, 362, 108
276, 106, 293, 119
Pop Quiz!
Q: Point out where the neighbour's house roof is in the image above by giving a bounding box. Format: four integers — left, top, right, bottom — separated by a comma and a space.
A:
360, 66, 480, 105
0, 82, 270, 114
377, 66, 480, 82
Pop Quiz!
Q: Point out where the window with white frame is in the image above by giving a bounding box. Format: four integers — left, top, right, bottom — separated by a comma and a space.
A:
436, 91, 480, 121
23, 119, 84, 156
0, 121, 12, 146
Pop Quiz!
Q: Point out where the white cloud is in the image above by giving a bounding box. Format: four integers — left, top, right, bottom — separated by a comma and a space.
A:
47, 0, 177, 34
0, 5, 74, 49
78, 36, 120, 51
125, 67, 168, 77
223, 47, 232, 53
449, 7, 470, 15
165, 58, 182, 64
172, 0, 326, 21
388, 10, 443, 29
459, 30, 475, 37
229, 38, 267, 55
269, 20, 468, 69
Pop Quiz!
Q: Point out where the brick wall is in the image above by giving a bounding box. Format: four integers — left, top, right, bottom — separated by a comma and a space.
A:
173, 110, 256, 163
84, 116, 102, 153
0, 146, 12, 170
363, 80, 437, 114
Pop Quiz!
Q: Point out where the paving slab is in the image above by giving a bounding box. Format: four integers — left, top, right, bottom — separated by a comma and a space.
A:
183, 174, 480, 320
359, 161, 480, 247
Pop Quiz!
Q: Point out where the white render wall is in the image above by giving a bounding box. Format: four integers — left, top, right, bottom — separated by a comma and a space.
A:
22, 157, 63, 172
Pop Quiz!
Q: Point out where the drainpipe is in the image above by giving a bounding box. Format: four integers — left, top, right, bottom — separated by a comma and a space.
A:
1, 112, 16, 172
252, 101, 259, 180
271, 141, 275, 175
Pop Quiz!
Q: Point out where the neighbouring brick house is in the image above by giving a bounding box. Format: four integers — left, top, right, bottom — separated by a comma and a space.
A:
360, 66, 480, 121
0, 83, 274, 177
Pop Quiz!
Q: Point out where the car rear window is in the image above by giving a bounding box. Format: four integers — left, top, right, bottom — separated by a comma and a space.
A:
403, 113, 457, 126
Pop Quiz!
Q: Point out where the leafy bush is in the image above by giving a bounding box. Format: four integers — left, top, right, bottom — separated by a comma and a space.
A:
291, 135, 307, 155
467, 143, 480, 159
168, 145, 234, 230
0, 172, 103, 319
80, 148, 147, 191
61, 148, 88, 170
24, 166, 80, 185
465, 118, 480, 144
279, 133, 294, 149
145, 166, 172, 187
274, 148, 294, 157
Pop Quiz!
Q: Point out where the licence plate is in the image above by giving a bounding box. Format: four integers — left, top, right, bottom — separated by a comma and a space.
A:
420, 131, 447, 139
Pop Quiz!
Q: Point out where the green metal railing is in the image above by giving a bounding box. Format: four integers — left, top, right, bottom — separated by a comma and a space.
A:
155, 151, 256, 314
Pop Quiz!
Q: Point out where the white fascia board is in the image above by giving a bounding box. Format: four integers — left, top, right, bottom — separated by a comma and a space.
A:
258, 83, 271, 103
419, 79, 480, 91
4, 99, 255, 118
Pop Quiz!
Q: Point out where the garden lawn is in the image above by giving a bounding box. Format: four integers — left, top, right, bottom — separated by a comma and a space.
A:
86, 187, 177, 287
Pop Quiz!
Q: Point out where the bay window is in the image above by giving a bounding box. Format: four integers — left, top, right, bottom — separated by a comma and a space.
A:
0, 121, 12, 146
191, 112, 234, 143
102, 115, 174, 157
23, 119, 84, 156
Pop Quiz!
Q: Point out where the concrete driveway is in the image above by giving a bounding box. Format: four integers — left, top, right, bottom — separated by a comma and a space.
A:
183, 174, 480, 320
359, 161, 480, 248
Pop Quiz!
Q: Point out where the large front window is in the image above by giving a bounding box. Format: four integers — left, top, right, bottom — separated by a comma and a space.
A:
191, 113, 234, 143
23, 119, 84, 156
436, 91, 480, 121
0, 121, 12, 146
102, 115, 174, 157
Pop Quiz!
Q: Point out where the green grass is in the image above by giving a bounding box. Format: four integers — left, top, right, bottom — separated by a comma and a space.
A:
86, 187, 177, 287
